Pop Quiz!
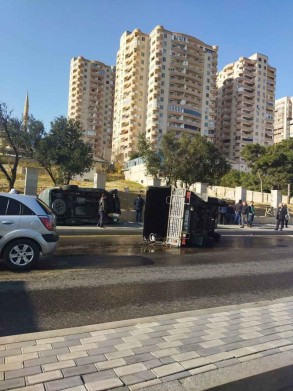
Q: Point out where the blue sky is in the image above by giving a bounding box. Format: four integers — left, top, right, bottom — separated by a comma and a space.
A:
1, 0, 293, 131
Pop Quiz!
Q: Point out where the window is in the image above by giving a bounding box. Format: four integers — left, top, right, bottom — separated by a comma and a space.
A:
21, 204, 35, 215
6, 199, 21, 215
0, 196, 8, 214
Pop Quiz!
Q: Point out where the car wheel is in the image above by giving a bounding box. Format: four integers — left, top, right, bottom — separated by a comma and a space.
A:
3, 239, 39, 271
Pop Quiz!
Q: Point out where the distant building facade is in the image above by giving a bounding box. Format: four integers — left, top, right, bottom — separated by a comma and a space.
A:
216, 53, 276, 163
68, 56, 115, 161
274, 97, 293, 143
112, 25, 218, 162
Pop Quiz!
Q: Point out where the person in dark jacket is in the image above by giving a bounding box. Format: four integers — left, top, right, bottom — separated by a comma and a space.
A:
97, 193, 107, 228
274, 203, 287, 231
234, 200, 242, 225
284, 204, 290, 228
240, 201, 249, 228
134, 194, 145, 223
227, 205, 235, 224
247, 201, 255, 228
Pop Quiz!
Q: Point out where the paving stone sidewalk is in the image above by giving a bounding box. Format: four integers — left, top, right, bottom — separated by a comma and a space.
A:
0, 297, 293, 391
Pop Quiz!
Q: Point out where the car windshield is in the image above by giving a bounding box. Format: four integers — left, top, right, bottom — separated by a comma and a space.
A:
36, 198, 54, 214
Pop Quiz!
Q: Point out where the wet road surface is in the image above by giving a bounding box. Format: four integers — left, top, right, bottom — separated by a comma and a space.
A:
0, 233, 292, 337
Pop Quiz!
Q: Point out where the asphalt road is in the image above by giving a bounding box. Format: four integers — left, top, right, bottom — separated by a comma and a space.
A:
0, 232, 293, 337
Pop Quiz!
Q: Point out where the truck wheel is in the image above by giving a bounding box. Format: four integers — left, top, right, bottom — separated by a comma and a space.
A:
52, 199, 67, 216
4, 239, 39, 271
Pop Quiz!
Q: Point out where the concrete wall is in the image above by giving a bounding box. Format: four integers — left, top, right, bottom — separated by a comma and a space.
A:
207, 186, 292, 205
124, 162, 293, 205
124, 162, 161, 187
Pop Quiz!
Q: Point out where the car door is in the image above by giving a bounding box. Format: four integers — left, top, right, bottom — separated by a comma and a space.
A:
0, 196, 21, 239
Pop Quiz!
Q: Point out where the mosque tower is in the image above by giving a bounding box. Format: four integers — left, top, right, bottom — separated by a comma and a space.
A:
23, 92, 29, 130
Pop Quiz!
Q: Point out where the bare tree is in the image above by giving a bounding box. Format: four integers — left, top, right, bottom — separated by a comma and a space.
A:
0, 102, 45, 190
0, 103, 22, 190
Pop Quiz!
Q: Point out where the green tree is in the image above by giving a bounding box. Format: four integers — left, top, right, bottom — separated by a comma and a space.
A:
220, 169, 244, 187
137, 132, 162, 179
241, 144, 267, 193
0, 103, 44, 190
35, 116, 93, 185
175, 133, 230, 187
241, 139, 293, 195
137, 131, 229, 187
255, 139, 293, 192
241, 144, 266, 167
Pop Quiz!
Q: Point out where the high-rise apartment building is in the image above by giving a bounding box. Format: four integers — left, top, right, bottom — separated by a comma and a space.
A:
112, 25, 218, 162
274, 97, 293, 143
216, 53, 276, 163
68, 56, 115, 160
112, 29, 150, 161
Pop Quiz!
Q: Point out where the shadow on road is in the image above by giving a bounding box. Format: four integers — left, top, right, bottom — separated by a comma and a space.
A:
1, 271, 293, 336
0, 281, 38, 337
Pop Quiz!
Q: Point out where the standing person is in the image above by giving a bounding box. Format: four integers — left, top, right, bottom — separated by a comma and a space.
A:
134, 194, 145, 223
274, 203, 287, 231
218, 205, 227, 225
240, 201, 249, 228
226, 205, 235, 224
284, 204, 290, 228
248, 201, 255, 228
234, 200, 242, 225
97, 193, 107, 228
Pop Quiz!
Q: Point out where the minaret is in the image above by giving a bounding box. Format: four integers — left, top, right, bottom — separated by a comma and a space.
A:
23, 92, 29, 130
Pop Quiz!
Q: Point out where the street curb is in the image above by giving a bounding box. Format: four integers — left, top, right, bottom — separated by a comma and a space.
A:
56, 224, 293, 237
143, 351, 293, 390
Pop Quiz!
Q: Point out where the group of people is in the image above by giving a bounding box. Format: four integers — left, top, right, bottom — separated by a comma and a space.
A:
218, 199, 290, 230
234, 200, 256, 228
218, 200, 256, 227
218, 201, 255, 227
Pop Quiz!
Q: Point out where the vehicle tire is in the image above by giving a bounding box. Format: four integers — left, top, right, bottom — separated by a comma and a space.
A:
51, 199, 67, 216
61, 185, 79, 191
3, 239, 40, 271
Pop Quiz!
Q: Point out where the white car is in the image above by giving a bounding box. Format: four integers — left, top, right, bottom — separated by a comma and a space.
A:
0, 193, 59, 271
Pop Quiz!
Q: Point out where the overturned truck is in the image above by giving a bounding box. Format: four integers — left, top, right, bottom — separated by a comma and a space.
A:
39, 186, 121, 226
143, 187, 226, 247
